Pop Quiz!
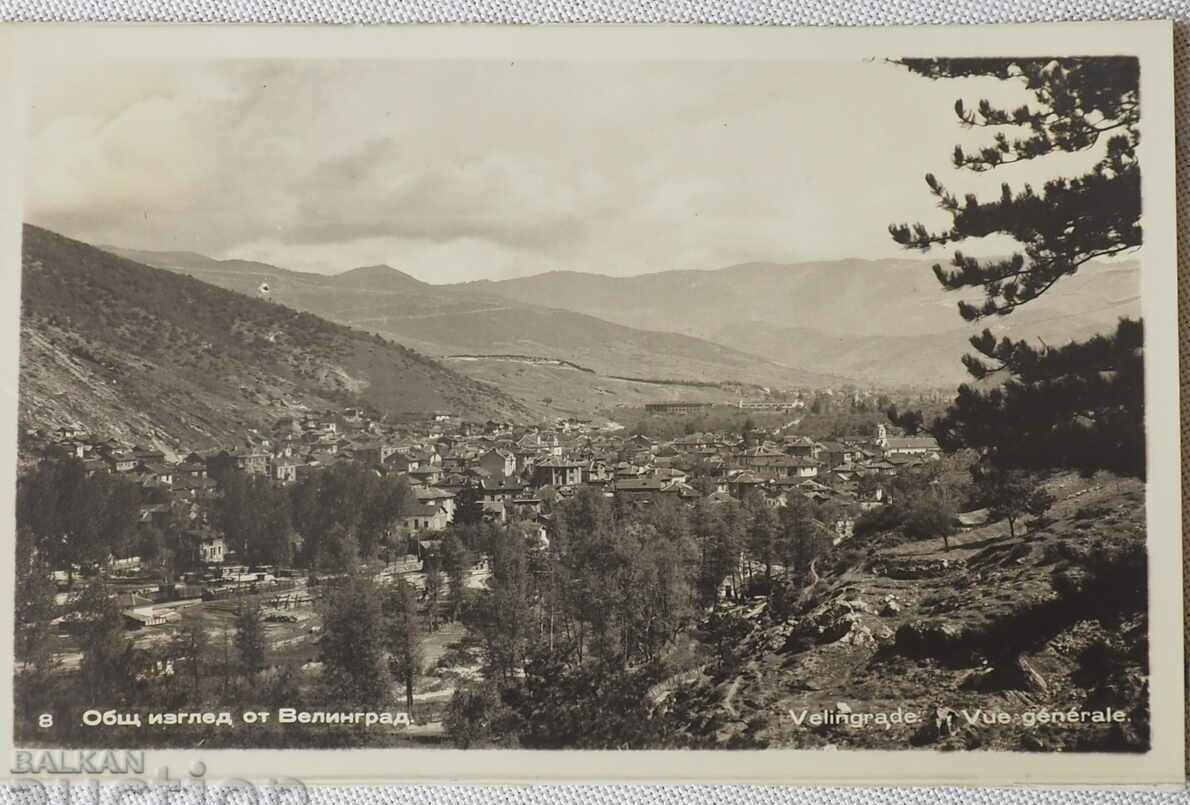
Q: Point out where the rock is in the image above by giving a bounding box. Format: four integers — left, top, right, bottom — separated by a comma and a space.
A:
875, 625, 894, 641
879, 595, 903, 616
1017, 656, 1048, 694
894, 619, 972, 663
786, 595, 880, 650
838, 620, 875, 646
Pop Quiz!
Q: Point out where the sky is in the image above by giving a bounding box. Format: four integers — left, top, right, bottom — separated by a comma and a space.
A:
24, 58, 1104, 284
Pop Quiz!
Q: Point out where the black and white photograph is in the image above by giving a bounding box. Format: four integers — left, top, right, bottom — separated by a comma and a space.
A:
0, 22, 1181, 782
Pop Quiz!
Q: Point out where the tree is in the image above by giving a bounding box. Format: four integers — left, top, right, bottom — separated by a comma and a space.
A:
17, 460, 141, 583
423, 559, 443, 631
978, 468, 1054, 539
930, 319, 1144, 477
888, 57, 1145, 478
233, 603, 267, 678
889, 57, 1139, 319
885, 404, 924, 436
290, 462, 411, 567
358, 475, 416, 558
902, 497, 958, 550
445, 683, 516, 748
15, 527, 57, 676
778, 494, 821, 580
701, 609, 752, 676
318, 523, 360, 574
745, 498, 780, 593
215, 471, 292, 567
469, 533, 534, 680
384, 578, 423, 719
14, 526, 60, 730
74, 579, 134, 702
319, 573, 392, 705
169, 620, 211, 699
453, 482, 485, 528
440, 533, 472, 622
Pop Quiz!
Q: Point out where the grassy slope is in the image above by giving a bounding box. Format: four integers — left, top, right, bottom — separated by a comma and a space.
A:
102, 245, 841, 390
20, 226, 530, 451
667, 473, 1149, 752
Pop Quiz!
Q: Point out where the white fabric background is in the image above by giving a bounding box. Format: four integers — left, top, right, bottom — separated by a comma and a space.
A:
0, 0, 1187, 798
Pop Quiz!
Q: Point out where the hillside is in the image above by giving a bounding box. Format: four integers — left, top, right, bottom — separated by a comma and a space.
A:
20, 226, 530, 453
664, 473, 1148, 752
467, 259, 1142, 386
100, 246, 842, 393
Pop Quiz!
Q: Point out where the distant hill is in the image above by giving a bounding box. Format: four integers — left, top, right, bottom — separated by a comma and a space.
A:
100, 246, 843, 392
21, 226, 530, 453
464, 259, 1142, 386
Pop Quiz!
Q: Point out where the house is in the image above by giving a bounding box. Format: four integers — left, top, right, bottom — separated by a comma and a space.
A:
57, 440, 89, 459
662, 481, 701, 501
482, 499, 507, 523
105, 451, 137, 473
517, 431, 561, 454
673, 433, 714, 451
403, 504, 449, 533
270, 457, 298, 484
818, 441, 860, 470
728, 471, 767, 499
384, 451, 421, 474
583, 460, 612, 484
643, 402, 712, 415
784, 456, 820, 478
439, 450, 470, 473
739, 446, 784, 468
206, 449, 268, 478
882, 435, 942, 459
408, 465, 443, 485
652, 467, 689, 486
511, 497, 544, 517
623, 433, 656, 451
134, 446, 167, 464
175, 461, 207, 480
478, 448, 516, 478
532, 457, 584, 488
613, 477, 665, 501
138, 462, 174, 486
180, 529, 226, 566
415, 487, 457, 522
353, 442, 398, 467
123, 606, 182, 629
783, 436, 820, 458
480, 477, 524, 505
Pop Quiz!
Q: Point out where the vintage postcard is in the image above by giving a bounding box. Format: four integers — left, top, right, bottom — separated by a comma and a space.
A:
0, 21, 1181, 786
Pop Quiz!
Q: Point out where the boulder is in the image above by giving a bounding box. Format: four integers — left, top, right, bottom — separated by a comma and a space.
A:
785, 596, 878, 651
894, 619, 973, 663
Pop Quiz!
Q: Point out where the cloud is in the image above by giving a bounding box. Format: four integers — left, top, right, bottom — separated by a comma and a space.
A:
24, 58, 1101, 282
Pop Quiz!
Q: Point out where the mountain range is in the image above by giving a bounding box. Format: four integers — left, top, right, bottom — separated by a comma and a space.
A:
464, 259, 1142, 385
20, 226, 531, 455
106, 245, 1141, 389
101, 246, 844, 391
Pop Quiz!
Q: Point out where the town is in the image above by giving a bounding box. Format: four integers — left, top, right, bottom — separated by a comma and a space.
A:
21, 399, 942, 591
